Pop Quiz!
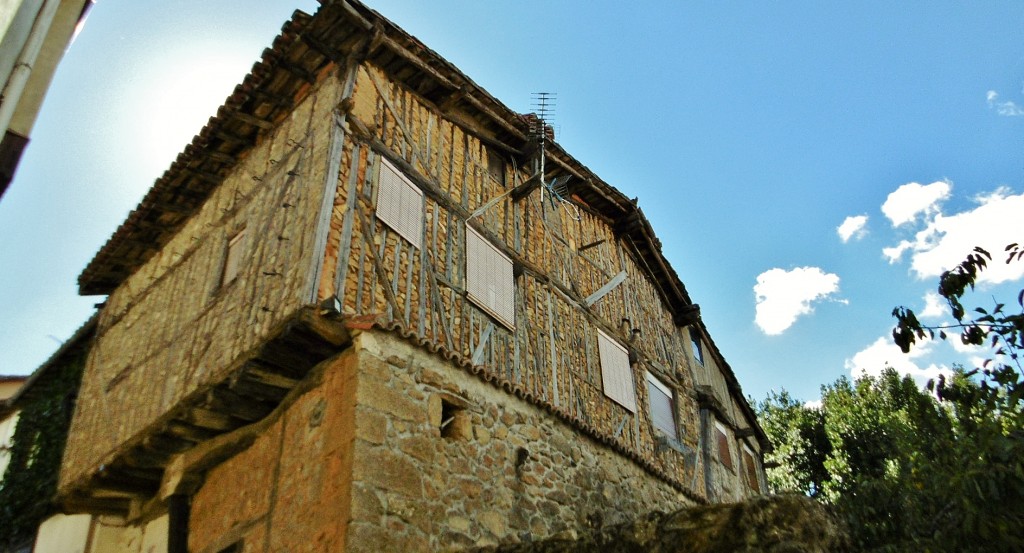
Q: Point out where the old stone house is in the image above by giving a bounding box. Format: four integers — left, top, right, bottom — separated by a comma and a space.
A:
57, 1, 768, 551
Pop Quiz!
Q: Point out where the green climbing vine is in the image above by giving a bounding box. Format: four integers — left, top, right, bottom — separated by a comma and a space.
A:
0, 346, 86, 549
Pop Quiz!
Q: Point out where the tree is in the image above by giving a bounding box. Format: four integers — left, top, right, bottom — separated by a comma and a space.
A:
759, 244, 1024, 552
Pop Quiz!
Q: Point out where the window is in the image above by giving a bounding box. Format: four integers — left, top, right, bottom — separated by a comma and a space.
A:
221, 228, 247, 287
376, 157, 423, 248
715, 421, 733, 470
742, 443, 761, 492
646, 371, 677, 440
597, 329, 636, 413
466, 224, 515, 328
487, 149, 505, 186
690, 330, 704, 366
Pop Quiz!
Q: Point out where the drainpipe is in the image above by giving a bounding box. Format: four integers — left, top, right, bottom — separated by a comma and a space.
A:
0, 0, 61, 136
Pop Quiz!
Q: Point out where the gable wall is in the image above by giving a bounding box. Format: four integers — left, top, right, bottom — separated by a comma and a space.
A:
61, 69, 345, 489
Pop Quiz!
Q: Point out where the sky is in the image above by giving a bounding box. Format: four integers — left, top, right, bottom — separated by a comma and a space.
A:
1, 0, 1022, 405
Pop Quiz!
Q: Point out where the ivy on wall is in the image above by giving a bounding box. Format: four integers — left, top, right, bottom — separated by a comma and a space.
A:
0, 346, 87, 550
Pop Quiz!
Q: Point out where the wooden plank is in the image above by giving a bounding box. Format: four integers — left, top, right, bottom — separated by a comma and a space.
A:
547, 289, 559, 408
355, 205, 403, 317
334, 143, 362, 303
584, 270, 628, 308
306, 110, 348, 303
471, 322, 494, 366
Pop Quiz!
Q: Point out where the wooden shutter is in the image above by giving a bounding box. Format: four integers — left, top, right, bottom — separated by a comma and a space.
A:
715, 421, 733, 470
743, 445, 761, 492
598, 329, 636, 412
376, 157, 423, 249
466, 224, 515, 328
646, 371, 677, 439
221, 229, 246, 286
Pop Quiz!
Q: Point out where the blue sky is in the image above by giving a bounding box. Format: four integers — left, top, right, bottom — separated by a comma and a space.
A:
1, 1, 1022, 405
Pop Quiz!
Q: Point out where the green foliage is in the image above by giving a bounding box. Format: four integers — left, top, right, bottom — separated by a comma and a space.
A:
760, 244, 1024, 552
0, 349, 86, 549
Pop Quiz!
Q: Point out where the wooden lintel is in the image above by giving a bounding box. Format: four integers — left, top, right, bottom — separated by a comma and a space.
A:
298, 308, 350, 347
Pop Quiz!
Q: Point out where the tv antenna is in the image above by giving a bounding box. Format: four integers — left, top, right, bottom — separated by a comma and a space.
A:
530, 93, 575, 219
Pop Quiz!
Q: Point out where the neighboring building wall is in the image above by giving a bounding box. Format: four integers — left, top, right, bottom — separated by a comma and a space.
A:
61, 73, 344, 490
0, 411, 17, 482
189, 329, 689, 553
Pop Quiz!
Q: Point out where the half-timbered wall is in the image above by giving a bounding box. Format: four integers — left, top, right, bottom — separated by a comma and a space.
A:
315, 63, 725, 494
61, 73, 345, 488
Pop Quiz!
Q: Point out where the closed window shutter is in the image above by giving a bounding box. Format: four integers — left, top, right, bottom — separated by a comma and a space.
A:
221, 229, 246, 286
646, 372, 677, 439
598, 330, 636, 413
466, 224, 514, 328
376, 158, 423, 249
743, 445, 761, 492
716, 422, 733, 470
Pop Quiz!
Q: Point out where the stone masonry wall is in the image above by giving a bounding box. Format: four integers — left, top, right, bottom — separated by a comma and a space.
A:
346, 330, 693, 551
61, 70, 346, 490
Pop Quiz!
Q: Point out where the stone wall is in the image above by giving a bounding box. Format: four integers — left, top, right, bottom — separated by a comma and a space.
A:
186, 328, 694, 552
61, 70, 345, 490
346, 330, 691, 550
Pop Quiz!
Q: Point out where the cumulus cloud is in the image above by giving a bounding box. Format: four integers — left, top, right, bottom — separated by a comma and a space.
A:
845, 336, 951, 384
919, 291, 946, 319
884, 187, 1024, 284
754, 267, 842, 335
881, 181, 951, 227
837, 215, 869, 243
986, 90, 1024, 116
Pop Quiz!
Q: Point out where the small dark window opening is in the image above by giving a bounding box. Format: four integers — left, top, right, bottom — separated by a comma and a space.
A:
487, 149, 506, 187
690, 332, 705, 366
217, 542, 242, 553
440, 398, 468, 440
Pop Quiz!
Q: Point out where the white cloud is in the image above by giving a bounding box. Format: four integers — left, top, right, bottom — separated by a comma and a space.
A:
754, 267, 841, 335
837, 215, 869, 243
881, 181, 951, 227
919, 291, 946, 319
803, 399, 823, 410
986, 90, 1024, 117
893, 187, 1024, 284
845, 336, 951, 384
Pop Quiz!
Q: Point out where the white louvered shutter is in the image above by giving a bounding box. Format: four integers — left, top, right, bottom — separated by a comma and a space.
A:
376, 158, 423, 249
597, 329, 636, 412
646, 371, 677, 439
466, 224, 515, 328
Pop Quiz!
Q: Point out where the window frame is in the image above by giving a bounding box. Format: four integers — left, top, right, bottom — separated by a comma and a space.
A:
597, 329, 637, 413
465, 223, 515, 329
375, 157, 424, 249
645, 371, 678, 440
690, 330, 705, 366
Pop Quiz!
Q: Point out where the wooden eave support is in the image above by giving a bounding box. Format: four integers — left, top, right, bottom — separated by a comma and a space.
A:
228, 110, 274, 130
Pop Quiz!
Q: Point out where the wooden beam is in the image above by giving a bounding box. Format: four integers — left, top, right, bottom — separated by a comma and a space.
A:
584, 270, 628, 308
229, 111, 274, 130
